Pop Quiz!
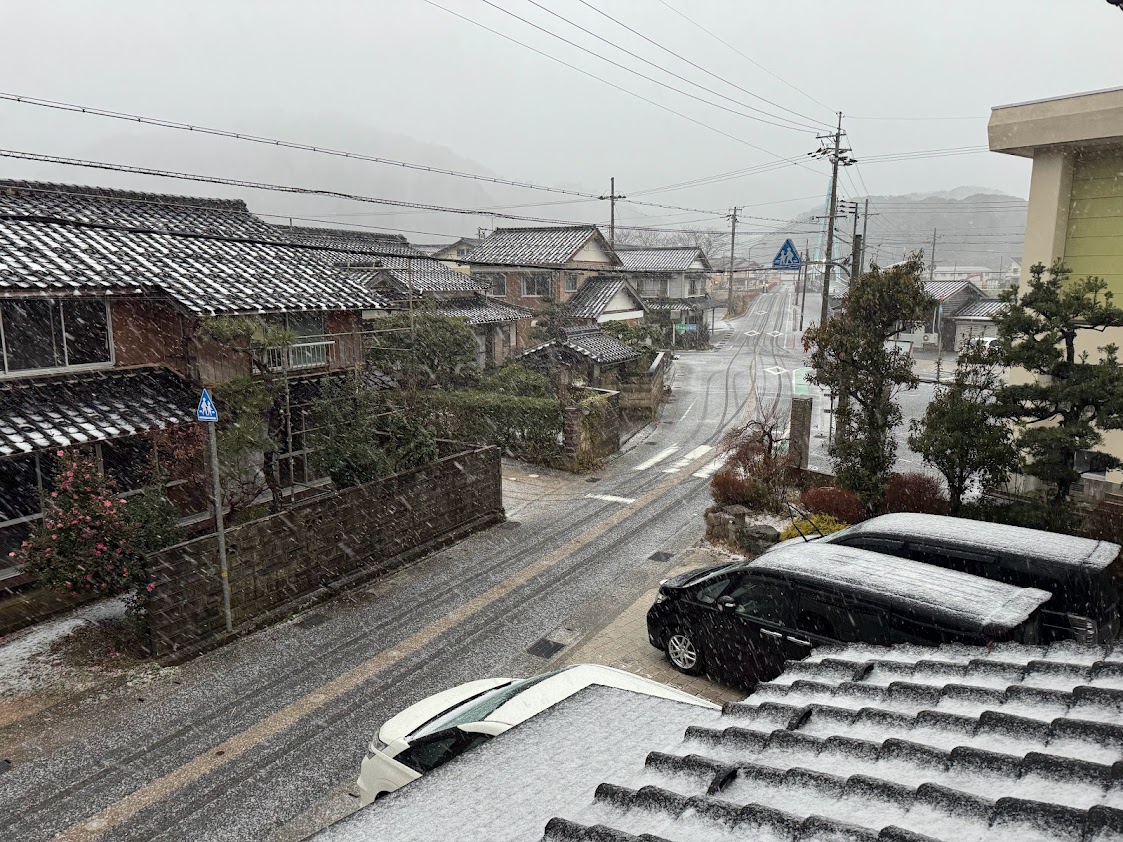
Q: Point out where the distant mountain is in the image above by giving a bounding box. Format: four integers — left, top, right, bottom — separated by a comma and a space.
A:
736, 190, 1027, 273
19, 112, 609, 242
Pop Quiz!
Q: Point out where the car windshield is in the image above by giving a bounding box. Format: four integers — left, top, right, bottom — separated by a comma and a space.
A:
408, 670, 562, 740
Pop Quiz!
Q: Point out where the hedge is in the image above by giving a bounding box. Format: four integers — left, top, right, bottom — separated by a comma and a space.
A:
404, 390, 565, 466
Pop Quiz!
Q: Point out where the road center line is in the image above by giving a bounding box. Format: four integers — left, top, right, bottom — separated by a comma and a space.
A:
54, 464, 695, 842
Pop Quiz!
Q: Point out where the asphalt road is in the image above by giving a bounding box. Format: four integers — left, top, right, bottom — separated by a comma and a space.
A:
0, 285, 805, 842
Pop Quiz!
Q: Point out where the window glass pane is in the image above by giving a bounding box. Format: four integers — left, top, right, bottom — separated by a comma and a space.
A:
3, 300, 60, 372
564, 273, 578, 292
0, 456, 40, 522
726, 578, 786, 623
62, 300, 111, 366
288, 312, 325, 339
395, 732, 462, 774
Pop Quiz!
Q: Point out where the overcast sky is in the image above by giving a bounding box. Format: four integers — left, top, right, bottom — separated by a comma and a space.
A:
1, 0, 1121, 244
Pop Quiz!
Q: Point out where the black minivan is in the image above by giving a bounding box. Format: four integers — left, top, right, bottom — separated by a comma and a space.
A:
646, 543, 1050, 687
782, 513, 1122, 643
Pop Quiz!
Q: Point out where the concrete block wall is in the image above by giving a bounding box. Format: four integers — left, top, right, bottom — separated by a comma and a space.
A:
145, 444, 503, 657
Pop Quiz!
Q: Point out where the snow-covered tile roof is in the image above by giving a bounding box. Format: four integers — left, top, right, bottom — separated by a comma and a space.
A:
747, 544, 1051, 633
283, 227, 487, 295
0, 182, 392, 315
0, 366, 196, 457
564, 277, 644, 320
925, 280, 977, 301
642, 295, 721, 312
432, 296, 533, 325
518, 327, 638, 366
954, 298, 1008, 320
317, 642, 1123, 842
466, 226, 617, 267
616, 246, 710, 272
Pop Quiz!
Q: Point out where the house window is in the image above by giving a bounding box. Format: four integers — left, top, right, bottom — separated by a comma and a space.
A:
688, 275, 701, 296
641, 277, 668, 297
456, 247, 469, 257
522, 273, 552, 297
564, 273, 579, 293
256, 312, 331, 371
0, 299, 112, 376
480, 273, 506, 296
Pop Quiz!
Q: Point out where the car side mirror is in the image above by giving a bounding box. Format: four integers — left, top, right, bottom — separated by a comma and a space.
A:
717, 595, 736, 611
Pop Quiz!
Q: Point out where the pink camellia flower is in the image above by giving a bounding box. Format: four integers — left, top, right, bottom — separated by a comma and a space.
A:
119, 499, 127, 504
50, 491, 58, 498
104, 500, 113, 508
122, 567, 129, 576
56, 449, 64, 457
146, 582, 156, 593
7, 552, 14, 558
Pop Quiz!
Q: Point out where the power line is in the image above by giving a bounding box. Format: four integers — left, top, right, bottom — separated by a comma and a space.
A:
653, 0, 835, 117
0, 157, 816, 240
512, 0, 823, 131
570, 0, 831, 128
0, 92, 605, 202
418, 0, 814, 167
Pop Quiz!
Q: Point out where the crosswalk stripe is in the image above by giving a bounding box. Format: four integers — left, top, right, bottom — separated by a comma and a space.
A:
585, 493, 636, 504
661, 445, 715, 473
692, 457, 726, 479
633, 446, 679, 471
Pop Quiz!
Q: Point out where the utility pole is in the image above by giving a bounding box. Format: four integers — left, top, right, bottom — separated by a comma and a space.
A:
798, 249, 809, 331
599, 177, 626, 249
850, 203, 862, 285
727, 205, 736, 294
809, 113, 855, 325
859, 198, 870, 274
929, 228, 938, 282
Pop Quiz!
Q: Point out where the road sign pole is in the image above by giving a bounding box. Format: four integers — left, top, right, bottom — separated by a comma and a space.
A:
197, 388, 232, 633
206, 421, 233, 633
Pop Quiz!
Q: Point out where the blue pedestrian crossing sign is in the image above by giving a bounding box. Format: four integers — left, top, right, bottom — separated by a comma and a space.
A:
772, 239, 801, 271
196, 388, 219, 422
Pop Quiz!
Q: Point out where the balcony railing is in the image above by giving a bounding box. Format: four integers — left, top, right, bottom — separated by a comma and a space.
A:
252, 339, 335, 372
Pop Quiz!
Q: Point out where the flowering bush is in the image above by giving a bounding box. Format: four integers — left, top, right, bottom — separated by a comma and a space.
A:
779, 514, 849, 541
8, 448, 157, 614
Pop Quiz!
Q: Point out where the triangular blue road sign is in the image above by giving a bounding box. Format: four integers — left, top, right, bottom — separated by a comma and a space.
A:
772, 239, 801, 271
197, 388, 219, 422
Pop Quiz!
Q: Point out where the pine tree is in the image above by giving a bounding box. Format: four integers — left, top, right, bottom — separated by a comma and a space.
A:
993, 262, 1123, 503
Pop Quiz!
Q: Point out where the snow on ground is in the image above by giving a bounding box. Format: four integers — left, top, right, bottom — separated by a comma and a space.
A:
0, 597, 126, 697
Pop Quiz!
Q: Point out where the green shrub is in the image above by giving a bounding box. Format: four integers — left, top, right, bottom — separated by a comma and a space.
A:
779, 514, 848, 541
404, 389, 565, 465
479, 363, 554, 399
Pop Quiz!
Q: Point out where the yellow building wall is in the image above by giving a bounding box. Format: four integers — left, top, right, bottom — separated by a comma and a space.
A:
1065, 149, 1123, 297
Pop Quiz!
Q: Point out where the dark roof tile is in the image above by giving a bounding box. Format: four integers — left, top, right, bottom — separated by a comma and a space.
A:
466, 225, 617, 267
0, 367, 196, 457
0, 182, 389, 314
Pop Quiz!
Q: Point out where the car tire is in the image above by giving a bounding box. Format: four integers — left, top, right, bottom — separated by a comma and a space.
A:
665, 629, 705, 676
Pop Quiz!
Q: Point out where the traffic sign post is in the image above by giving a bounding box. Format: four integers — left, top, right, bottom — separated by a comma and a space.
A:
198, 389, 233, 633
772, 239, 802, 272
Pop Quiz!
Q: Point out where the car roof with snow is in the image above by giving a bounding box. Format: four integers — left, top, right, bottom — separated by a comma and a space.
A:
842, 513, 1121, 573
744, 543, 1051, 633
315, 642, 1123, 841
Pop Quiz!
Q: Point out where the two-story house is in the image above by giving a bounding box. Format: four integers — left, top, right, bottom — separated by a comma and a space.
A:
467, 225, 623, 347
0, 181, 391, 570
616, 245, 719, 339
409, 237, 481, 275
285, 226, 532, 367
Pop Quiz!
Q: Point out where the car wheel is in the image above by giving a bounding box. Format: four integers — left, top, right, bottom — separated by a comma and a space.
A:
666, 630, 705, 675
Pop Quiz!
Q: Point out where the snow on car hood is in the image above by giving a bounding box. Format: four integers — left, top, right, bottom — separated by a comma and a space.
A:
378, 677, 513, 745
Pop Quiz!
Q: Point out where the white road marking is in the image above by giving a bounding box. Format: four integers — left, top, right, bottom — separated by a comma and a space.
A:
585, 493, 636, 504
661, 445, 715, 473
679, 399, 697, 420
764, 366, 788, 376
692, 457, 726, 479
633, 446, 679, 471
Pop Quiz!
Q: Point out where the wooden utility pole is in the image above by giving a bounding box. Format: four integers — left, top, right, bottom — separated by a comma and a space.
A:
723, 206, 741, 289
850, 204, 862, 284
819, 113, 844, 325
